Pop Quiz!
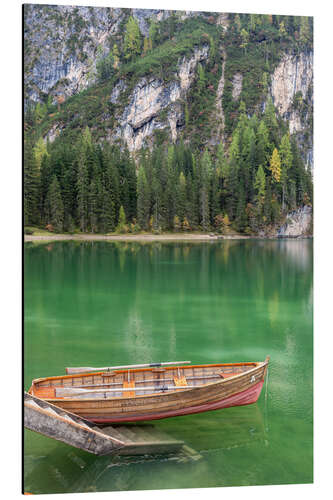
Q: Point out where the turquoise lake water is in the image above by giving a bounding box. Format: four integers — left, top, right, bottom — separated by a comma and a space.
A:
24, 239, 313, 494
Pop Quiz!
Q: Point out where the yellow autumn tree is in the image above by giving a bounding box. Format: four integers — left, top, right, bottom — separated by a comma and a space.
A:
269, 148, 281, 183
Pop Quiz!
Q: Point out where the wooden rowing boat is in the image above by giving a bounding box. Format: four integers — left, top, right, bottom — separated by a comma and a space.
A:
28, 357, 270, 423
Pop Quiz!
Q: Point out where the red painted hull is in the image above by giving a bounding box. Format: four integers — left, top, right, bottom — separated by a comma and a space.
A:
91, 380, 264, 423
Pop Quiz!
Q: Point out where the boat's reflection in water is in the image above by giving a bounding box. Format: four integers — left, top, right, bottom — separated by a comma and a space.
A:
24, 403, 268, 494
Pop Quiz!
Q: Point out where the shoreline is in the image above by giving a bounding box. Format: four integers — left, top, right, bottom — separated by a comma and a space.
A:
24, 233, 248, 242
24, 233, 312, 242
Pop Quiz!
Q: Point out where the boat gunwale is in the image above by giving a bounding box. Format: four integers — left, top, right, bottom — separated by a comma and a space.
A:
30, 358, 269, 403
31, 361, 263, 384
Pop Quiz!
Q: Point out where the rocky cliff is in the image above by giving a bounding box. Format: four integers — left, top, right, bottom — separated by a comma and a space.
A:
277, 206, 312, 237
24, 5, 121, 100
24, 5, 197, 102
113, 45, 209, 151
270, 51, 313, 169
24, 6, 313, 164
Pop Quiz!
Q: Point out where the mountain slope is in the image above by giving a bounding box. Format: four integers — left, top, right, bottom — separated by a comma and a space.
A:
24, 6, 313, 235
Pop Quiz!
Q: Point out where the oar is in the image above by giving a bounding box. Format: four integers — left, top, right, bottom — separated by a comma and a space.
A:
56, 385, 195, 398
71, 374, 223, 389
66, 361, 191, 375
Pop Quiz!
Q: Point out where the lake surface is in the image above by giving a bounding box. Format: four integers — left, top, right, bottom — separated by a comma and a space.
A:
24, 239, 313, 494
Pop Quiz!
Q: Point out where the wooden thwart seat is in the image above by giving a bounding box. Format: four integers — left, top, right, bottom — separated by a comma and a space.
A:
123, 381, 135, 397
32, 386, 56, 399
219, 372, 239, 379
174, 376, 188, 387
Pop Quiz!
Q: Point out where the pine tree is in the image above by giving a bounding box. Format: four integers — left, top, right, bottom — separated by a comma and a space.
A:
34, 102, 47, 123
264, 178, 273, 223
256, 120, 271, 170
88, 178, 99, 233
199, 150, 212, 231
99, 180, 116, 233
300, 17, 311, 45
264, 98, 279, 146
290, 137, 312, 206
225, 130, 240, 221
234, 14, 241, 32
207, 34, 216, 64
175, 171, 187, 225
33, 137, 49, 171
47, 175, 64, 232
242, 124, 256, 198
126, 155, 137, 222
186, 171, 198, 229
149, 20, 159, 48
279, 20, 287, 39
216, 142, 228, 184
254, 165, 266, 209
116, 205, 127, 233
235, 182, 247, 232
24, 135, 40, 226
137, 166, 150, 230
124, 16, 142, 60
61, 143, 79, 231
197, 63, 206, 94
82, 126, 92, 151
76, 149, 89, 232
240, 28, 249, 53
185, 103, 190, 129
249, 14, 257, 32
143, 37, 150, 55
279, 134, 292, 210
38, 152, 51, 224
112, 43, 120, 68
210, 165, 220, 226
165, 146, 176, 229
262, 72, 269, 94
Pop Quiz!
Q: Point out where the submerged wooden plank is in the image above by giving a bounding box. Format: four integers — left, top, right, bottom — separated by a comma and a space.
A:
91, 423, 186, 455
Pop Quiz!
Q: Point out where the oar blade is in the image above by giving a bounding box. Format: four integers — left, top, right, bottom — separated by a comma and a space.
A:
66, 367, 106, 375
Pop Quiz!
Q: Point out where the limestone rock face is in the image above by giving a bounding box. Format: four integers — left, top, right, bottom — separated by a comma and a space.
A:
118, 45, 209, 151
24, 4, 124, 101
270, 51, 313, 170
277, 206, 312, 237
110, 80, 127, 104
132, 9, 170, 36
178, 45, 209, 90
271, 51, 313, 131
232, 73, 243, 101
